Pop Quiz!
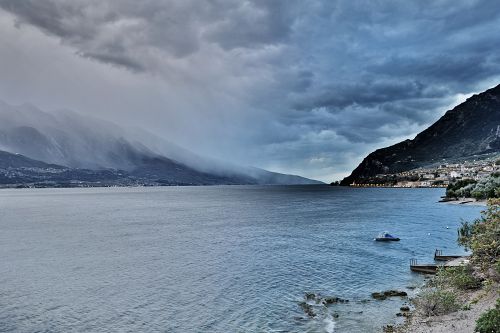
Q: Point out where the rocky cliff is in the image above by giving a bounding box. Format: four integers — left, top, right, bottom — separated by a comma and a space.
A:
341, 84, 500, 185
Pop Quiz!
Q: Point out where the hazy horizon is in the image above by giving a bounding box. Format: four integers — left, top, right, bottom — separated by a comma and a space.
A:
1, 1, 500, 182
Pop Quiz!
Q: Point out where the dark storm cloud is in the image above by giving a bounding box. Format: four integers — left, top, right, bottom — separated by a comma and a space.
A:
204, 0, 297, 50
294, 80, 440, 110
82, 51, 146, 72
0, 0, 300, 69
0, 0, 499, 181
372, 53, 500, 85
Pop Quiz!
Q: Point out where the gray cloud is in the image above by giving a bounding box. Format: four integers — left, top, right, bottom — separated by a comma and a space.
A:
0, 0, 300, 69
0, 0, 499, 182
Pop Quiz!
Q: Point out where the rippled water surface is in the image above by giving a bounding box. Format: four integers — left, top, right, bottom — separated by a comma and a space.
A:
0, 186, 483, 332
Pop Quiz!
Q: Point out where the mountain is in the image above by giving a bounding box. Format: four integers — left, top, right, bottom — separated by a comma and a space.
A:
0, 101, 321, 186
0, 150, 63, 169
0, 150, 126, 186
341, 84, 500, 185
0, 148, 242, 187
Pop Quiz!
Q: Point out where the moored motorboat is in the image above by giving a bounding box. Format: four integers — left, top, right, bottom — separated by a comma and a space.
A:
375, 232, 400, 241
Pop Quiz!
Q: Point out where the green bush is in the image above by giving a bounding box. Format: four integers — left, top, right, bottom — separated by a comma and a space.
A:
433, 265, 481, 290
447, 175, 500, 199
458, 220, 475, 250
471, 175, 500, 199
457, 199, 500, 271
475, 299, 500, 333
413, 289, 460, 316
446, 179, 477, 198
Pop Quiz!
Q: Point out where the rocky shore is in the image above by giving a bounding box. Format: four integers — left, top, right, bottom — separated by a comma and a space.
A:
396, 284, 498, 333
385, 199, 500, 333
440, 198, 487, 206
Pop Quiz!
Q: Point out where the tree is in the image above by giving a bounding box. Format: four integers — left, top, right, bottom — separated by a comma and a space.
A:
458, 199, 500, 270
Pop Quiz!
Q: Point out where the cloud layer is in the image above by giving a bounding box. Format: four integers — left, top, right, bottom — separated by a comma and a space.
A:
0, 0, 499, 181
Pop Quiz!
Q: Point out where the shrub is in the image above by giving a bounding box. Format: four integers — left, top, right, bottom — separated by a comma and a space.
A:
432, 265, 482, 290
471, 176, 500, 199
413, 289, 460, 316
447, 175, 500, 199
457, 199, 500, 271
455, 183, 477, 198
446, 179, 477, 198
475, 299, 500, 333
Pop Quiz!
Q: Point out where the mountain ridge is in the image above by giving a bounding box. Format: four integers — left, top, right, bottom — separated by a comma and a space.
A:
340, 84, 500, 185
0, 101, 322, 186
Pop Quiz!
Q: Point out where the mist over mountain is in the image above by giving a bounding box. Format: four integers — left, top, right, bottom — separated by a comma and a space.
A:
0, 149, 64, 170
0, 101, 321, 186
340, 84, 500, 185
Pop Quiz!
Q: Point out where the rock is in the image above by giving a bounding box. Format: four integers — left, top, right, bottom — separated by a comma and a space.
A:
372, 290, 407, 300
298, 302, 316, 317
304, 292, 324, 304
371, 292, 387, 300
397, 311, 411, 317
304, 292, 316, 300
384, 290, 408, 297
383, 325, 395, 333
487, 267, 500, 282
322, 296, 349, 305
400, 306, 410, 312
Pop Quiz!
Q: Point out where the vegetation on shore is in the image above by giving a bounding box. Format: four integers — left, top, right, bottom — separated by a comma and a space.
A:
406, 199, 500, 332
476, 299, 500, 333
446, 173, 500, 199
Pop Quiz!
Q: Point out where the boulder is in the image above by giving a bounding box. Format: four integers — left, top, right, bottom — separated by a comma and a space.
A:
298, 302, 316, 317
322, 296, 349, 305
372, 290, 408, 300
384, 290, 408, 297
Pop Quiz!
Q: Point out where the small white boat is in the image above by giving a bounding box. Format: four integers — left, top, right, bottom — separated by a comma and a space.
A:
375, 232, 400, 242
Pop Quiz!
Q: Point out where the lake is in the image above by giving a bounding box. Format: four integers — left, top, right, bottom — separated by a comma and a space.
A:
0, 186, 483, 332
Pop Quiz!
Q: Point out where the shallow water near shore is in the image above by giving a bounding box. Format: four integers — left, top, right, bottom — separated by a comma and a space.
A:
0, 186, 483, 332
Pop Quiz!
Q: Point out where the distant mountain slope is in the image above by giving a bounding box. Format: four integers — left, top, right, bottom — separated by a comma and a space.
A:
0, 101, 321, 185
0, 150, 63, 169
0, 149, 124, 186
341, 84, 500, 185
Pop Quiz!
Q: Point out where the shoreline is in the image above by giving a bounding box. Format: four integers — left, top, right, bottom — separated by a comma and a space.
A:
395, 283, 498, 333
441, 198, 487, 206
387, 199, 499, 333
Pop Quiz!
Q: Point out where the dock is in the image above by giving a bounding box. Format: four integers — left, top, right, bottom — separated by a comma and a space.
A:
434, 249, 465, 262
410, 259, 442, 274
410, 255, 470, 274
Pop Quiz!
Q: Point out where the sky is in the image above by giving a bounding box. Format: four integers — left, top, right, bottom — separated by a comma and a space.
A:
0, 0, 499, 182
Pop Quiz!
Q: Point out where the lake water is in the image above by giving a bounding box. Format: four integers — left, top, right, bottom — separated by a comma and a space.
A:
0, 186, 483, 333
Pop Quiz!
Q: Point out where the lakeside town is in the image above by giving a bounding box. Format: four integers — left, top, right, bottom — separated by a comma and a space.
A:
348, 155, 500, 188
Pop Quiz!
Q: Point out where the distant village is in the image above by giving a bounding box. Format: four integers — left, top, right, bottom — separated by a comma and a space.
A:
350, 156, 500, 188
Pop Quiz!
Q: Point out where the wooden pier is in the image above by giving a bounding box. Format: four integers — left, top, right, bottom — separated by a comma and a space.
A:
410, 253, 469, 274
434, 249, 465, 262
410, 259, 442, 274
